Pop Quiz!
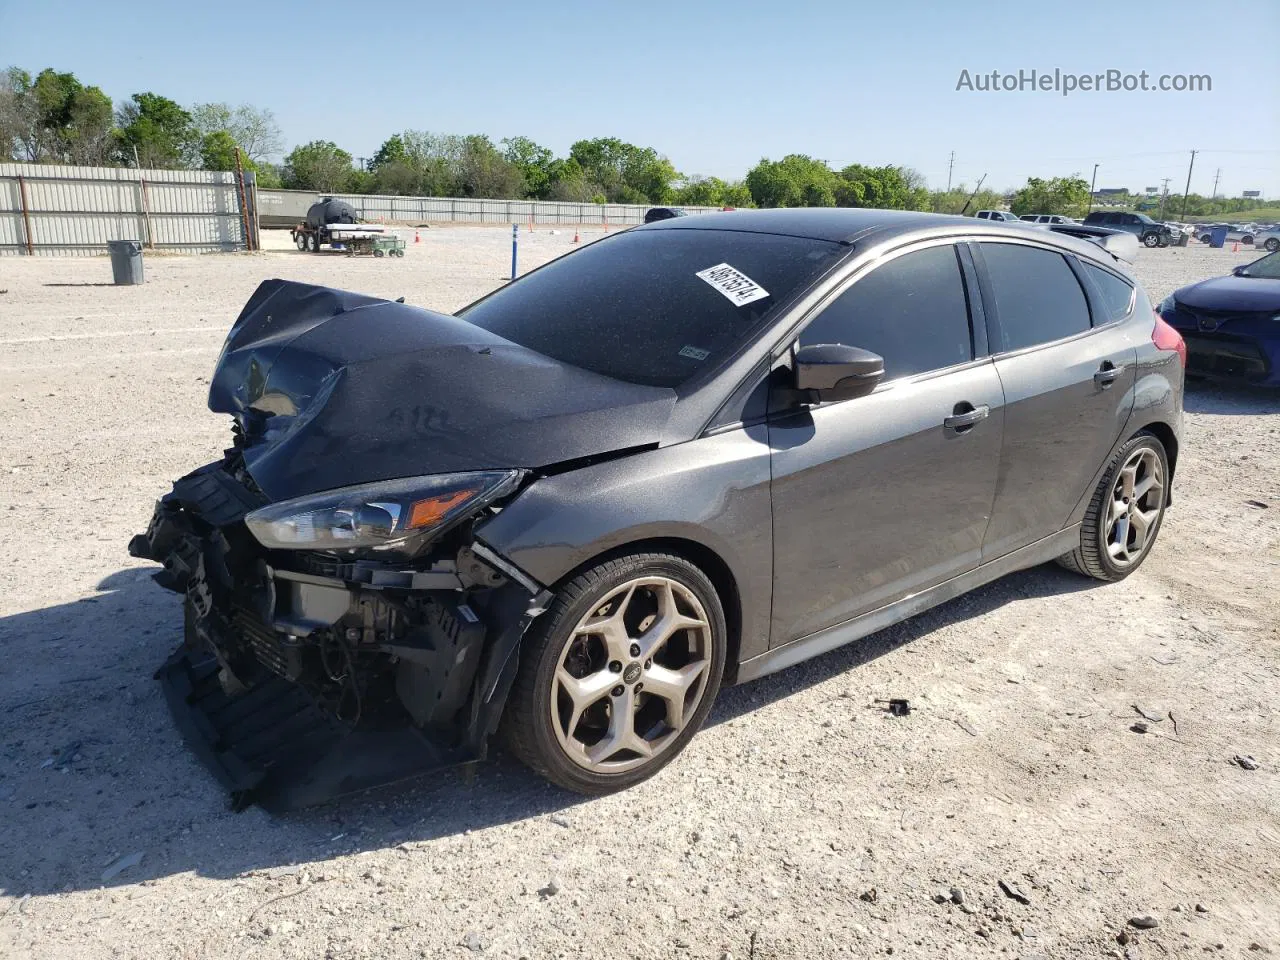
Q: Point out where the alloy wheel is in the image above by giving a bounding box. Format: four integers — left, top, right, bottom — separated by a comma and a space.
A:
1102, 447, 1164, 568
550, 576, 713, 773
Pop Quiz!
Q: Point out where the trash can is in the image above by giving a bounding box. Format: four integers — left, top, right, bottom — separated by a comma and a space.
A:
107, 239, 144, 285
1208, 226, 1228, 249
1177, 231, 1190, 247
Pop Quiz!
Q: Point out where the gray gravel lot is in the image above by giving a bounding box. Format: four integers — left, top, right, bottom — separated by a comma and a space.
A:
1, 229, 1277, 959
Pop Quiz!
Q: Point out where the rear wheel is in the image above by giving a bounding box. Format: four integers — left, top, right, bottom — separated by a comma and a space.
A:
1142, 232, 1161, 248
309, 232, 321, 252
294, 232, 308, 251
1266, 238, 1279, 253
501, 552, 726, 794
1057, 432, 1169, 582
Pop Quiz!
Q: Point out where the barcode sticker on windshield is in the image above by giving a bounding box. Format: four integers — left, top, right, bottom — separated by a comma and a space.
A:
696, 263, 770, 307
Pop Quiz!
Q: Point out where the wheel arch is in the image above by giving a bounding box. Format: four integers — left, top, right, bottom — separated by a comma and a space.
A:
533, 535, 746, 684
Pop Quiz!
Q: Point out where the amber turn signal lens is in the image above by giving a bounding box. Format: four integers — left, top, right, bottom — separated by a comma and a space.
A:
406, 489, 479, 529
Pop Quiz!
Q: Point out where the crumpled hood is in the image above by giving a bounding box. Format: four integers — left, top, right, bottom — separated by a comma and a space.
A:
1175, 275, 1280, 312
210, 280, 676, 501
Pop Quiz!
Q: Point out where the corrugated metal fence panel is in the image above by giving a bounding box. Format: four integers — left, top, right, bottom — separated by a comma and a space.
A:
257, 189, 723, 228
0, 163, 248, 256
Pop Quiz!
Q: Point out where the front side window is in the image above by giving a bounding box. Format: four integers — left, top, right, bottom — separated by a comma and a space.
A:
460, 228, 844, 388
798, 245, 973, 381
979, 243, 1091, 351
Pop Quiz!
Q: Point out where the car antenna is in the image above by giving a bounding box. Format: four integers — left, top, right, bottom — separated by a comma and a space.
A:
958, 174, 988, 217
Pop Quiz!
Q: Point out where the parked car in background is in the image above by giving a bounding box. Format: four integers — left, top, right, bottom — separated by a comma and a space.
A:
644, 207, 688, 223
1019, 214, 1074, 225
1083, 211, 1177, 248
1194, 224, 1256, 244
1255, 227, 1280, 253
1158, 249, 1280, 385
974, 210, 1021, 222
129, 208, 1185, 808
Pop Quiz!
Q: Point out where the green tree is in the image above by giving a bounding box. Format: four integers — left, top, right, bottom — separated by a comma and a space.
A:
929, 184, 1007, 215
199, 129, 245, 171
282, 140, 354, 191
569, 137, 677, 203
0, 67, 113, 163
1010, 176, 1092, 218
115, 92, 195, 168
836, 164, 930, 210
745, 154, 839, 207
501, 135, 555, 198
456, 134, 524, 198
189, 102, 282, 164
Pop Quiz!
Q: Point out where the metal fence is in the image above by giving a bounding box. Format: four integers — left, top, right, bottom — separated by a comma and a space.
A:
258, 189, 723, 229
0, 162, 722, 256
0, 163, 258, 256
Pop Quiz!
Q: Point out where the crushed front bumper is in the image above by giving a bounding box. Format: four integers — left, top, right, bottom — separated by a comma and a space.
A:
130, 461, 546, 811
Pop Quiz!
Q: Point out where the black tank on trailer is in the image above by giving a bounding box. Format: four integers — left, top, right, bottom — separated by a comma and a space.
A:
305, 199, 358, 230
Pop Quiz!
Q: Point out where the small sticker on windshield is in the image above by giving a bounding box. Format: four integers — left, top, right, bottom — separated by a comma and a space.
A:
695, 263, 770, 306
679, 345, 710, 361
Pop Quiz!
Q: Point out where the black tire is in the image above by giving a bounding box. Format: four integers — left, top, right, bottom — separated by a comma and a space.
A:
1142, 232, 1161, 248
1057, 431, 1170, 582
1265, 238, 1279, 253
294, 232, 308, 251
1200, 235, 1211, 244
309, 232, 321, 252
501, 551, 727, 795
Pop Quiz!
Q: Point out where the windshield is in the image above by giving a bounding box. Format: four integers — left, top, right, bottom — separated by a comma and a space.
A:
1238, 251, 1280, 279
459, 228, 844, 387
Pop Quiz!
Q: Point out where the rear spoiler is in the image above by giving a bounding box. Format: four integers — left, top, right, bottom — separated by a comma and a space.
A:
1046, 224, 1139, 264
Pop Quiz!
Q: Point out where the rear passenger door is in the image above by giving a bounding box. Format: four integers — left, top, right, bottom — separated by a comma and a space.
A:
972, 241, 1137, 559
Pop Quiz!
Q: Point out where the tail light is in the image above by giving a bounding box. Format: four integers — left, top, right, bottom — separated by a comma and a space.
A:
1152, 311, 1187, 368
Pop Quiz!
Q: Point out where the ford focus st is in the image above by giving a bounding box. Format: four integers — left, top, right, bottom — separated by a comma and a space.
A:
130, 209, 1185, 809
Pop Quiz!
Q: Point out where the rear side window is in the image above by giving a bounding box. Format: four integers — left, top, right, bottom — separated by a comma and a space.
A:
979, 243, 1091, 351
799, 245, 973, 380
1082, 263, 1135, 323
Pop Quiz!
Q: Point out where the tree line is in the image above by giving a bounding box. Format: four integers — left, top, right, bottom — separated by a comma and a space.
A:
3, 65, 1273, 219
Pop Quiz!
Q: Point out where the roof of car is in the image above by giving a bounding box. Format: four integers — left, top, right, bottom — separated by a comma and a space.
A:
639, 207, 1135, 273
642, 208, 993, 243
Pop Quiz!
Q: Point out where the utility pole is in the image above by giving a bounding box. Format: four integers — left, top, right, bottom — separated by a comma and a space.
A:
1087, 163, 1099, 214
1158, 177, 1171, 220
1211, 167, 1221, 199
947, 151, 955, 192
1181, 150, 1197, 221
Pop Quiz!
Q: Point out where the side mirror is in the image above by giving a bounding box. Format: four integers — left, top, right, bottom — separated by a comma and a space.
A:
1231, 265, 1247, 277
793, 343, 884, 402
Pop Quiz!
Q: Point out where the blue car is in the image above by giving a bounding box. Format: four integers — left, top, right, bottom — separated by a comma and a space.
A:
1158, 250, 1280, 385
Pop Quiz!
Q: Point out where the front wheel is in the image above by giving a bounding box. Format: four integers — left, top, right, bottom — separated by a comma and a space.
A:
501, 552, 727, 794
1057, 432, 1169, 582
1265, 238, 1279, 253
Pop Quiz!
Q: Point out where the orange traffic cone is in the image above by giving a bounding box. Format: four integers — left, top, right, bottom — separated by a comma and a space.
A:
414, 229, 421, 244
573, 228, 580, 243
1231, 241, 1239, 252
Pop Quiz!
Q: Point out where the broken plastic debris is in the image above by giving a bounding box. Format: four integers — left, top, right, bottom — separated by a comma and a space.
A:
101, 851, 144, 883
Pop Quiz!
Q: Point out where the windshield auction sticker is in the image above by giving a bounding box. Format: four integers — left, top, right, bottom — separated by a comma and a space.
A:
695, 263, 771, 306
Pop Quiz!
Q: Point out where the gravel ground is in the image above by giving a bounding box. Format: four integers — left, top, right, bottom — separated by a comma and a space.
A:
1, 230, 1277, 959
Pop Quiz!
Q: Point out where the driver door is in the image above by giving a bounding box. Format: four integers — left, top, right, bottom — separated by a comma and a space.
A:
768, 242, 1004, 645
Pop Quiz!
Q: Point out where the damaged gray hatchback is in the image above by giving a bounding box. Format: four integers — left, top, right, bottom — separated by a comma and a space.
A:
131, 209, 1185, 809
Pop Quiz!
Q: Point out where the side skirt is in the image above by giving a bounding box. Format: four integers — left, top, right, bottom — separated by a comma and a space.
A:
736, 525, 1080, 683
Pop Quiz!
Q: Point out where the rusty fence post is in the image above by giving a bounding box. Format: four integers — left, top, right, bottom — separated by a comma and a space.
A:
17, 175, 35, 254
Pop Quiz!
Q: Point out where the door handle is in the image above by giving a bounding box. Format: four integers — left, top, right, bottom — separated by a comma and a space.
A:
1094, 362, 1124, 388
943, 403, 989, 434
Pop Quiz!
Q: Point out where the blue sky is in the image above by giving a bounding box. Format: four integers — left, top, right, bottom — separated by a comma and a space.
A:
4, 0, 1277, 196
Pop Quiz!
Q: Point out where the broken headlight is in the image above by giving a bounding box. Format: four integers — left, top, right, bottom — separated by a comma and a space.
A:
244, 470, 523, 554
